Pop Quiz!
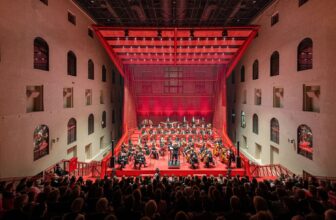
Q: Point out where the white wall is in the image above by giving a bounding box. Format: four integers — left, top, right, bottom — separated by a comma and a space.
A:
0, 0, 123, 178
227, 0, 336, 176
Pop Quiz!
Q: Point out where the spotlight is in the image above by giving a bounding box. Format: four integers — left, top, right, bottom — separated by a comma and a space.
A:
124, 29, 129, 38
222, 29, 228, 38
157, 30, 162, 39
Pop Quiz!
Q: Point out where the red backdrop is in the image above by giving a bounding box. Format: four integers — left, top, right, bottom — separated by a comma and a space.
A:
128, 65, 224, 124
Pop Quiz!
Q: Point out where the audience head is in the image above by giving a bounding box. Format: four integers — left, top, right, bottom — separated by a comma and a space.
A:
324, 209, 336, 220
175, 211, 190, 220
250, 211, 273, 220
96, 197, 109, 213
230, 195, 241, 211
71, 197, 84, 213
253, 196, 268, 212
145, 200, 157, 217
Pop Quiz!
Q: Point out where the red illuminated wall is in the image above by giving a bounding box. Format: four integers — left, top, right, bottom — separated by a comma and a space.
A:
213, 68, 227, 133
123, 73, 137, 130
129, 65, 223, 124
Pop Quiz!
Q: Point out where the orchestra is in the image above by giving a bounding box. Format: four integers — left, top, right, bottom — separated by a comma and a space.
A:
114, 117, 235, 170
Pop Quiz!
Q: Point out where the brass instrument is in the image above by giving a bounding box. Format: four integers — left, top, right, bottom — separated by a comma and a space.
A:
220, 148, 228, 164
213, 143, 220, 157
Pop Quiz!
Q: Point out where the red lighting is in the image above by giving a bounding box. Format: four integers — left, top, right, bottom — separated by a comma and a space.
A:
93, 26, 258, 66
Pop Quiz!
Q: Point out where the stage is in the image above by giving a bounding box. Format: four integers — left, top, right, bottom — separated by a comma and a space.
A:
106, 150, 246, 177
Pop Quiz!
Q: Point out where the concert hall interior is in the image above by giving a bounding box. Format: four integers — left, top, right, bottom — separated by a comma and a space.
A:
1, 0, 336, 218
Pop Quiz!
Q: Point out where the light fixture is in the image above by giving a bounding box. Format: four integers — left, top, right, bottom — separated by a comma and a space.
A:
222, 29, 228, 38
157, 30, 162, 39
190, 29, 194, 39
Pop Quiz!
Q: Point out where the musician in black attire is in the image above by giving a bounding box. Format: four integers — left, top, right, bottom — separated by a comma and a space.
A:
159, 138, 165, 156
171, 144, 179, 165
204, 149, 214, 168
228, 149, 235, 168
117, 151, 128, 169
134, 151, 146, 169
150, 145, 159, 159
189, 150, 199, 169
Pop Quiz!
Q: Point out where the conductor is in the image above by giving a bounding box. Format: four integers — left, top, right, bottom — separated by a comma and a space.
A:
171, 144, 179, 165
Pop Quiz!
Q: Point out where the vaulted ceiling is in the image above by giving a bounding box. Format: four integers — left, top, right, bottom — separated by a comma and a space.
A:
73, 0, 274, 27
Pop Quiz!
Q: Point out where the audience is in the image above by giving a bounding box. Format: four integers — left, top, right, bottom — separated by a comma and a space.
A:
0, 174, 335, 220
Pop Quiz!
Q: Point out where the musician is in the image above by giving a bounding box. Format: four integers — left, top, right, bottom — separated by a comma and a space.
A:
188, 135, 193, 143
189, 150, 199, 169
204, 149, 214, 168
117, 151, 128, 169
128, 145, 135, 161
171, 144, 179, 165
128, 139, 133, 147
199, 144, 206, 155
150, 145, 159, 159
183, 145, 191, 157
159, 138, 165, 156
227, 149, 235, 168
134, 151, 146, 169
143, 143, 150, 155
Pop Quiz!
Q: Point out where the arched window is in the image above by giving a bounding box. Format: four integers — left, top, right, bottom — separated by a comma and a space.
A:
270, 118, 279, 144
88, 59, 94, 80
112, 109, 116, 124
253, 60, 259, 80
297, 38, 313, 71
253, 114, 258, 134
67, 118, 76, 144
297, 124, 313, 159
240, 65, 245, 82
241, 111, 246, 128
270, 51, 279, 76
88, 114, 94, 135
102, 65, 107, 82
34, 37, 49, 71
67, 51, 76, 76
102, 111, 106, 128
33, 124, 49, 161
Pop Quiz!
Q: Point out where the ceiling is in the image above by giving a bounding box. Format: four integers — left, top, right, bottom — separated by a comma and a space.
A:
73, 0, 274, 27
74, 0, 269, 73
93, 26, 258, 66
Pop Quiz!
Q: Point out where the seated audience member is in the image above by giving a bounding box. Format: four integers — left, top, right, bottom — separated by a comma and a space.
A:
55, 164, 68, 176
144, 200, 160, 219
324, 209, 336, 220
63, 197, 85, 220
224, 195, 248, 220
2, 194, 29, 220
0, 173, 335, 220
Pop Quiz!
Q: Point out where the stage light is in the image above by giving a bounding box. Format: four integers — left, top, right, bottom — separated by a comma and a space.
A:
157, 30, 162, 39
222, 29, 228, 37
190, 29, 194, 39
